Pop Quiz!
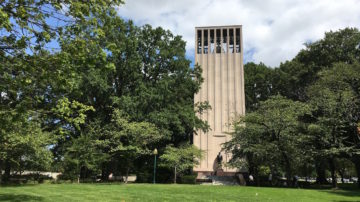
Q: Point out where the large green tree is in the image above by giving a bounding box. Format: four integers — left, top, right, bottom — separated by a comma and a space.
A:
0, 110, 54, 182
0, 0, 124, 182
307, 62, 360, 187
102, 109, 163, 182
35, 4, 207, 180
273, 28, 360, 101
224, 95, 309, 186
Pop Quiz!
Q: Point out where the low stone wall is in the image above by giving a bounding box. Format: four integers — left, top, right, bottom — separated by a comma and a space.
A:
11, 171, 62, 180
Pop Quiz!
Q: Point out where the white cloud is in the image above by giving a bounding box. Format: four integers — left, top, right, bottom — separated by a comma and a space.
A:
118, 0, 360, 67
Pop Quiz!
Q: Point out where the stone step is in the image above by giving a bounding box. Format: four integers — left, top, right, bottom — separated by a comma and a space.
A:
211, 176, 239, 185
197, 175, 239, 185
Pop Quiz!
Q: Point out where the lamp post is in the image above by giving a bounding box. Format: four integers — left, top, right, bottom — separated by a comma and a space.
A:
153, 148, 158, 184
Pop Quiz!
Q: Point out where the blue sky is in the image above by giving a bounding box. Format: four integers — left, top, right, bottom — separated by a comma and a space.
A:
117, 0, 360, 67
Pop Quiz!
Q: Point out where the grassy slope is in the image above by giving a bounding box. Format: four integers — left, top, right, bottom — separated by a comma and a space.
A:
0, 183, 359, 202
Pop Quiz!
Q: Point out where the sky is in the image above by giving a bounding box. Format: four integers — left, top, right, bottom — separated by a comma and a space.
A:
117, 0, 360, 67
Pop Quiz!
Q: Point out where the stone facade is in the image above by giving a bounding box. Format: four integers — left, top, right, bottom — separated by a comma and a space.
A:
193, 25, 245, 174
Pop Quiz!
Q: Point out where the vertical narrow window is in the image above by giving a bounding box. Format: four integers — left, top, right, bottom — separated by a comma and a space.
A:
197, 30, 202, 54
229, 29, 234, 53
236, 28, 240, 53
210, 29, 215, 53
216, 29, 221, 53
203, 30, 208, 54
222, 29, 227, 53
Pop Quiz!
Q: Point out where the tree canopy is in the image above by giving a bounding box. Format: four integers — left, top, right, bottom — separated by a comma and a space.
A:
0, 0, 207, 183
1, 1, 360, 187
228, 28, 360, 188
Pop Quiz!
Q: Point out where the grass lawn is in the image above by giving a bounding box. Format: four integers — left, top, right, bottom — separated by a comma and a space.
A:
0, 183, 360, 202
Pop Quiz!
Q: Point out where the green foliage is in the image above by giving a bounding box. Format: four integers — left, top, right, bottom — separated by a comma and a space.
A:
0, 0, 124, 181
244, 62, 274, 111
53, 98, 95, 131
160, 144, 203, 173
105, 109, 162, 168
57, 15, 206, 178
236, 28, 360, 187
160, 144, 202, 183
307, 63, 359, 157
306, 62, 360, 187
273, 28, 360, 101
62, 122, 108, 181
135, 171, 152, 183
180, 174, 197, 184
0, 0, 124, 55
336, 158, 357, 180
4, 0, 359, 187
224, 95, 310, 184
0, 111, 54, 175
297, 28, 360, 67
1, 0, 207, 182
258, 166, 271, 177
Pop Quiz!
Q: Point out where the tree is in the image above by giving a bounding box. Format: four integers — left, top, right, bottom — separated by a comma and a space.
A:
0, 110, 54, 182
224, 28, 360, 187
307, 62, 360, 187
62, 121, 108, 182
0, 0, 124, 182
297, 28, 360, 68
58, 17, 207, 178
272, 28, 360, 102
224, 95, 309, 186
223, 115, 270, 186
0, 0, 123, 55
1, 0, 209, 181
160, 144, 202, 184
103, 109, 163, 183
257, 28, 360, 185
244, 62, 274, 112
335, 158, 356, 184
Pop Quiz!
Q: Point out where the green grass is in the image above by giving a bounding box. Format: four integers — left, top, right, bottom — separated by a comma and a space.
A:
0, 183, 359, 202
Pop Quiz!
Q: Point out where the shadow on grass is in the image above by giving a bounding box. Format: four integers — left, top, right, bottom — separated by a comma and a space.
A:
321, 189, 360, 196
0, 194, 44, 202
0, 184, 38, 188
278, 183, 360, 200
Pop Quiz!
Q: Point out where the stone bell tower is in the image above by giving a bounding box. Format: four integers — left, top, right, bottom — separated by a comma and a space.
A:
193, 25, 245, 176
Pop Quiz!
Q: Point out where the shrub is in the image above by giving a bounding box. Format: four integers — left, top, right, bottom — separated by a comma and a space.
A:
180, 174, 197, 184
136, 171, 151, 183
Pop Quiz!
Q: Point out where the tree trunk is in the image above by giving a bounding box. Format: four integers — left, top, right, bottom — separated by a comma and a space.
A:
174, 166, 177, 184
354, 159, 360, 188
101, 164, 109, 181
338, 169, 344, 184
315, 160, 328, 184
3, 159, 11, 183
329, 158, 337, 188
254, 169, 260, 186
281, 152, 292, 187
251, 165, 258, 186
286, 171, 292, 187
125, 167, 130, 184
78, 165, 81, 183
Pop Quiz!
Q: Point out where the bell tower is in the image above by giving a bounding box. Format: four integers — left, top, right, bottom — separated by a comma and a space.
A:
193, 25, 245, 175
